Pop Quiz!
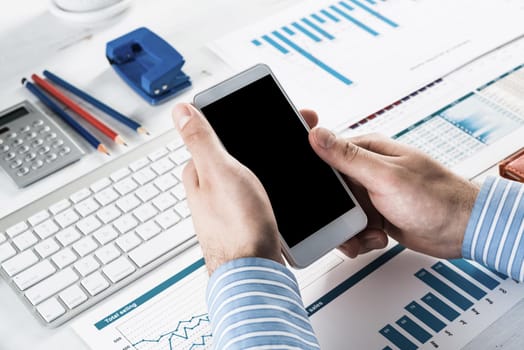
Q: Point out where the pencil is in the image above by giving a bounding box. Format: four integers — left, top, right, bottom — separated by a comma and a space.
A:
22, 78, 110, 156
42, 70, 149, 135
32, 74, 127, 146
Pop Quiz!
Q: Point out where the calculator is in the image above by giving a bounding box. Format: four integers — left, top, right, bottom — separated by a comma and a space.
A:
0, 100, 84, 188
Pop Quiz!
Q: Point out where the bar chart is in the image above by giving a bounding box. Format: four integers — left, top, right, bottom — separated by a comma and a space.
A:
211, 0, 524, 129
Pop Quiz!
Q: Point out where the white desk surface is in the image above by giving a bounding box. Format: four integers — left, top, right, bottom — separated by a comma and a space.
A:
1, 1, 523, 349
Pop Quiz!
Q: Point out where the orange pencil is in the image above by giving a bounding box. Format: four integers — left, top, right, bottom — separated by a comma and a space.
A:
31, 74, 127, 146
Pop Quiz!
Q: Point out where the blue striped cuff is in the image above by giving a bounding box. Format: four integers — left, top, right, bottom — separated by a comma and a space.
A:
206, 257, 320, 350
462, 176, 524, 281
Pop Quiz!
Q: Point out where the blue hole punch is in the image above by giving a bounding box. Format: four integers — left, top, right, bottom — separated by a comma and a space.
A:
106, 27, 191, 105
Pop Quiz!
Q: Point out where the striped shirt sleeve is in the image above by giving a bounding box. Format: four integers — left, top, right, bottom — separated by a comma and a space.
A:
462, 176, 524, 281
206, 257, 320, 350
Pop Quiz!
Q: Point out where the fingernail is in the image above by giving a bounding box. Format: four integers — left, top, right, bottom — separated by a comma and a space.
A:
314, 127, 336, 149
173, 104, 192, 130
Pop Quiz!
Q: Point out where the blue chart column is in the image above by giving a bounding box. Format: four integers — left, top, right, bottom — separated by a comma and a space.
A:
405, 301, 446, 332
380, 324, 418, 350
448, 259, 500, 290
421, 293, 460, 321
415, 269, 473, 310
396, 316, 432, 344
431, 262, 487, 300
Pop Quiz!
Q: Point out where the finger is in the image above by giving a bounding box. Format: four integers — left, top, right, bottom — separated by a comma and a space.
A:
338, 229, 388, 258
182, 159, 199, 192
309, 127, 390, 188
350, 133, 417, 157
172, 103, 226, 172
300, 109, 318, 129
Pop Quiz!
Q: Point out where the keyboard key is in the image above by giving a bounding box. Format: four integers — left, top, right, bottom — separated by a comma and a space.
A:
70, 188, 92, 204
129, 157, 150, 172
129, 218, 194, 267
148, 147, 168, 161
73, 236, 98, 257
25, 268, 78, 305
172, 165, 184, 180
59, 285, 88, 309
77, 216, 102, 235
75, 198, 101, 217
52, 248, 78, 269
116, 194, 141, 213
95, 243, 120, 264
110, 168, 131, 182
49, 199, 71, 215
93, 226, 118, 245
152, 193, 177, 212
154, 173, 178, 192
6, 221, 29, 238
169, 148, 191, 165
2, 250, 39, 276
114, 177, 138, 196
56, 227, 82, 246
155, 209, 180, 230
13, 231, 38, 251
55, 209, 80, 228
28, 210, 50, 226
74, 256, 100, 277
0, 242, 16, 263
135, 183, 160, 202
166, 138, 184, 151
13, 260, 56, 291
136, 221, 162, 240
35, 238, 60, 259
0, 233, 5, 243
151, 157, 175, 175
81, 272, 109, 296
37, 297, 66, 323
171, 183, 186, 200
174, 200, 191, 218
133, 203, 158, 222
34, 219, 60, 239
116, 233, 142, 252
114, 214, 139, 234
133, 168, 156, 185
102, 257, 136, 283
96, 204, 121, 224
95, 187, 119, 206
90, 177, 112, 193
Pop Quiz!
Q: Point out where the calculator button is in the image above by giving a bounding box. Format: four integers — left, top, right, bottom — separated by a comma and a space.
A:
38, 146, 51, 155
45, 133, 57, 141
38, 126, 51, 134
16, 167, 29, 177
12, 139, 23, 146
1, 145, 9, 153
26, 132, 38, 140
32, 120, 44, 127
4, 152, 16, 161
31, 160, 44, 170
18, 145, 30, 154
7, 132, 17, 139
10, 159, 22, 169
59, 147, 71, 156
24, 152, 37, 162
20, 125, 31, 133
31, 139, 44, 148
51, 139, 64, 148
45, 153, 57, 163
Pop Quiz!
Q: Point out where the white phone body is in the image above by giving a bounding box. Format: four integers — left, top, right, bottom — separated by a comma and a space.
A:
193, 64, 368, 268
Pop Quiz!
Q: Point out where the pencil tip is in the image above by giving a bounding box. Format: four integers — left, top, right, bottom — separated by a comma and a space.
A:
21, 78, 27, 85
123, 142, 128, 147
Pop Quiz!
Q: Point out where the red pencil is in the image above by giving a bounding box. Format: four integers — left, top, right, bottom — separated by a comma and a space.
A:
31, 74, 127, 146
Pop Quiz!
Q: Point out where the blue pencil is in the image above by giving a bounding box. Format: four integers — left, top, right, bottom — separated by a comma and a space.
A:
43, 70, 149, 135
22, 78, 110, 155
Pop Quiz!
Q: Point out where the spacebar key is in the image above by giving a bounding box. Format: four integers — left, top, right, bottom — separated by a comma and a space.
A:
129, 218, 195, 267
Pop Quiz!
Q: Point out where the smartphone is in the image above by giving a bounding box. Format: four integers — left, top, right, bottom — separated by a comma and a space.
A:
193, 64, 367, 268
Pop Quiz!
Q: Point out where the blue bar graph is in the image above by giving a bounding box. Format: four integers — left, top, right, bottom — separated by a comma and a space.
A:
330, 5, 379, 36
415, 269, 473, 310
397, 316, 432, 343
405, 301, 446, 332
339, 1, 355, 11
489, 268, 509, 280
349, 0, 399, 27
321, 9, 340, 22
364, 0, 377, 4
421, 293, 460, 321
251, 39, 262, 46
272, 31, 353, 85
282, 26, 295, 36
261, 35, 289, 54
301, 18, 335, 40
432, 262, 487, 300
311, 13, 326, 23
449, 259, 500, 290
292, 22, 322, 42
380, 325, 418, 350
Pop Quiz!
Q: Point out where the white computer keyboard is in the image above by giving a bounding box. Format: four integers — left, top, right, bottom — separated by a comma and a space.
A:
0, 128, 198, 327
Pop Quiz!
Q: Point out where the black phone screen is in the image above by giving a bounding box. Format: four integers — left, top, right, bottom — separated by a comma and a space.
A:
200, 74, 355, 247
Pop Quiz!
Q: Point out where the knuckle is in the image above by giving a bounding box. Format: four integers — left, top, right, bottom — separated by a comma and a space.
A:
182, 122, 212, 146
342, 141, 360, 163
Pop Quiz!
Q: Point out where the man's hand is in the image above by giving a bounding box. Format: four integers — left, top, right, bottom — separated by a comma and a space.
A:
172, 103, 283, 275
302, 111, 480, 259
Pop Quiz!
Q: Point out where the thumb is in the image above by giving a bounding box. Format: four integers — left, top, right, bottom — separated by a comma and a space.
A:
309, 127, 387, 187
172, 103, 226, 172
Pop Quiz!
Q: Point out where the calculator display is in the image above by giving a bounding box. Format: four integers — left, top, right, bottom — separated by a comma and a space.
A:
0, 106, 29, 126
